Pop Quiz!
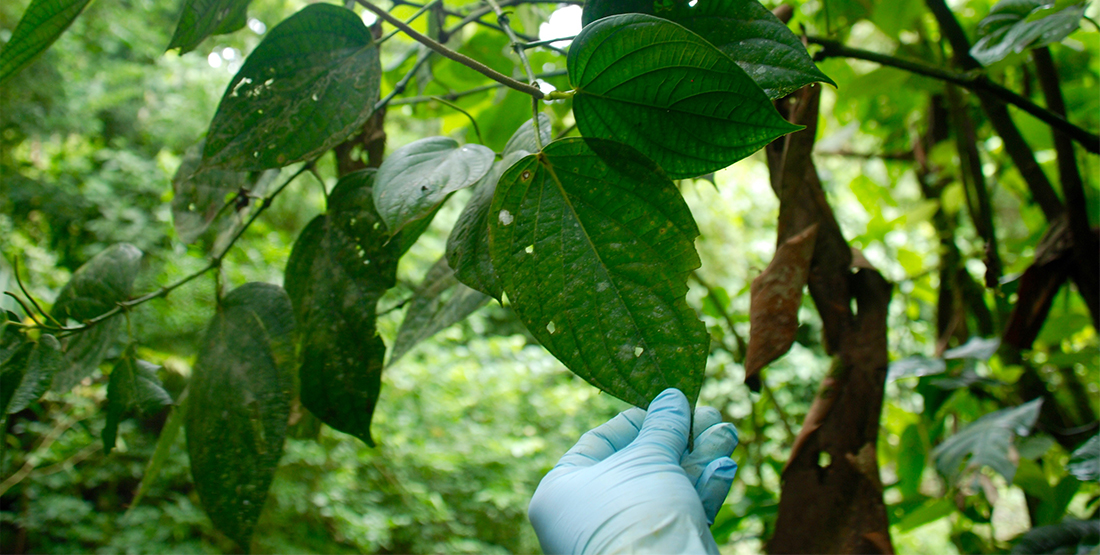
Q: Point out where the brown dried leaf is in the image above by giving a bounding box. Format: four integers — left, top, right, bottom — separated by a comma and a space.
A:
745, 224, 819, 384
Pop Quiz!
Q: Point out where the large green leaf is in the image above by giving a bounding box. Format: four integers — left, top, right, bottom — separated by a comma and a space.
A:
202, 4, 382, 170
5, 334, 62, 414
1010, 518, 1100, 554
171, 140, 275, 245
285, 170, 397, 446
50, 243, 143, 392
186, 282, 295, 549
103, 353, 172, 454
0, 0, 93, 84
389, 257, 490, 367
581, 0, 835, 98
373, 137, 494, 234
932, 398, 1043, 483
971, 0, 1087, 66
168, 0, 252, 54
568, 13, 800, 179
0, 314, 33, 414
488, 137, 709, 408
446, 117, 551, 299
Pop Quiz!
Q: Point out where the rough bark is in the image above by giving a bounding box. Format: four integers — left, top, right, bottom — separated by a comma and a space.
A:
763, 84, 895, 555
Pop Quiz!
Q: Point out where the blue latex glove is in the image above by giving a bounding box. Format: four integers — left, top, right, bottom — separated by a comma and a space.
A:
529, 389, 739, 555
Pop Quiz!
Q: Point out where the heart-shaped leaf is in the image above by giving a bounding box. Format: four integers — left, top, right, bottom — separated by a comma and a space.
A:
50, 243, 143, 392
285, 170, 398, 446
187, 282, 295, 549
581, 0, 835, 98
202, 4, 382, 170
168, 0, 253, 54
0, 0, 93, 84
488, 137, 709, 408
373, 137, 494, 234
568, 13, 800, 179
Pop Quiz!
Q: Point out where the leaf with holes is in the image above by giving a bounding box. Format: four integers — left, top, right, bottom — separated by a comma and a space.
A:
581, 0, 835, 98
390, 257, 490, 367
202, 4, 382, 170
447, 117, 550, 298
168, 0, 252, 54
488, 137, 708, 407
0, 0, 93, 84
285, 170, 398, 446
50, 243, 143, 392
187, 282, 295, 549
568, 14, 800, 179
373, 137, 494, 234
932, 398, 1043, 483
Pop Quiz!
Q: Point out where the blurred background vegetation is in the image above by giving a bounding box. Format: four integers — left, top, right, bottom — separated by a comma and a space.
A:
1, 0, 1097, 552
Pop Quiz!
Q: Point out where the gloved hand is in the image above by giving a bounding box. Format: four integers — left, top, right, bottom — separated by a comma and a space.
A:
529, 388, 739, 555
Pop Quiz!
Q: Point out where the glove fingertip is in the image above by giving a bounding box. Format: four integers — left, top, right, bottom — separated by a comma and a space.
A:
697, 458, 738, 524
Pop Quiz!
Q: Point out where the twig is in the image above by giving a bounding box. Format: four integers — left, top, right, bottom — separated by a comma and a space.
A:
388, 69, 567, 106
430, 96, 485, 143
36, 165, 311, 337
0, 416, 77, 496
760, 379, 796, 440
377, 0, 441, 45
13, 258, 60, 327
522, 35, 575, 49
484, 0, 544, 148
690, 272, 747, 362
809, 36, 1099, 154
357, 0, 545, 99
375, 48, 435, 112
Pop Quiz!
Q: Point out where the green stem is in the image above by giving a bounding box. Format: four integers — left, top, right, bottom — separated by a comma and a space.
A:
388, 69, 567, 106
521, 35, 575, 49
483, 0, 543, 148
430, 96, 484, 143
377, 0, 441, 45
357, 0, 545, 99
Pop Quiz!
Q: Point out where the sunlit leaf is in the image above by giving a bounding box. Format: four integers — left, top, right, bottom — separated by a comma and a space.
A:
202, 4, 382, 170
0, 0, 93, 84
187, 282, 295, 548
168, 0, 252, 54
932, 398, 1043, 482
49, 243, 143, 392
887, 356, 947, 381
943, 336, 1000, 360
389, 257, 490, 367
488, 137, 708, 407
285, 170, 397, 446
568, 14, 800, 179
373, 137, 494, 234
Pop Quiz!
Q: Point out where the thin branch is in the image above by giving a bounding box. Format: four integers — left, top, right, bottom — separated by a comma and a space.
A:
431, 96, 485, 143
375, 48, 435, 112
357, 0, 545, 99
388, 69, 567, 106
484, 0, 544, 148
377, 0, 441, 45
4, 292, 44, 327
0, 416, 77, 496
13, 258, 60, 327
521, 35, 575, 49
809, 36, 1100, 154
40, 165, 311, 338
690, 272, 747, 362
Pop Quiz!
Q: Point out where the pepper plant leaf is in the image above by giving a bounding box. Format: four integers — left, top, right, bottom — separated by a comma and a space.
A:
373, 137, 495, 235
168, 0, 252, 54
488, 137, 709, 408
171, 140, 275, 245
0, 0, 93, 84
971, 0, 1087, 66
568, 13, 801, 179
5, 334, 62, 415
932, 398, 1044, 483
202, 3, 382, 170
50, 243, 143, 392
187, 282, 295, 549
581, 0, 836, 98
285, 169, 398, 446
103, 354, 172, 454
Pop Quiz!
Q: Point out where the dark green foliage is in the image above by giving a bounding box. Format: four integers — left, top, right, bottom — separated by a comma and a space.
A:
186, 282, 295, 548
568, 13, 800, 179
971, 0, 1088, 66
201, 4, 382, 170
932, 398, 1044, 482
389, 258, 489, 367
488, 138, 709, 407
102, 353, 171, 454
1010, 519, 1100, 554
5, 334, 62, 414
49, 243, 143, 392
285, 170, 397, 446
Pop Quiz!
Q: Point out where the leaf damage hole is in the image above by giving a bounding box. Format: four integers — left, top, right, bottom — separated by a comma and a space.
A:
498, 210, 514, 225
546, 321, 556, 334
525, 245, 534, 254
634, 346, 644, 357
520, 170, 532, 180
